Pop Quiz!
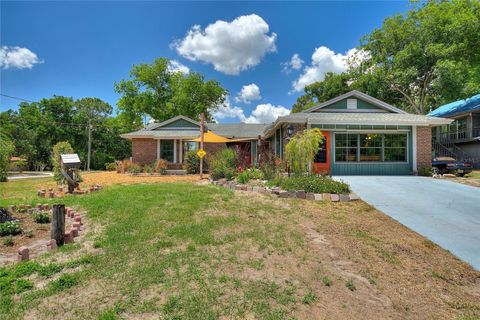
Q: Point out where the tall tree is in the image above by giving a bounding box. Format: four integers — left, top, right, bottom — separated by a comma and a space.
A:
292, 0, 480, 114
360, 0, 480, 114
115, 58, 227, 122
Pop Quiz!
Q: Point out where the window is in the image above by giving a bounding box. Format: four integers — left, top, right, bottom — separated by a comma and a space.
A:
335, 133, 407, 163
360, 134, 382, 162
182, 141, 198, 161
160, 140, 174, 162
314, 138, 328, 163
384, 134, 407, 161
335, 134, 357, 162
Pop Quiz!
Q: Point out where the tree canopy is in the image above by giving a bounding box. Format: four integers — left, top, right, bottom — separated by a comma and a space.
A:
115, 58, 228, 122
293, 0, 480, 114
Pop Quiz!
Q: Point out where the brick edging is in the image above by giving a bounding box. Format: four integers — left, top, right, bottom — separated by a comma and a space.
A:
210, 180, 360, 202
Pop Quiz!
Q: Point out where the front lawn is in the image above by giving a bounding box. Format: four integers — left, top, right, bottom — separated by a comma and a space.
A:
1, 176, 479, 319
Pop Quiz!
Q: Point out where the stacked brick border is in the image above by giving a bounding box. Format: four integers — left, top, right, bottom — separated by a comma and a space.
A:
211, 180, 360, 202
7, 205, 86, 262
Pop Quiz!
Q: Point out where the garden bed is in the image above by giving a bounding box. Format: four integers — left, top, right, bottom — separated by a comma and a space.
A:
0, 205, 85, 265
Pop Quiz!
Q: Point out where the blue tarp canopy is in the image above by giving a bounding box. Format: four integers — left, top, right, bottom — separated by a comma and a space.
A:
428, 94, 480, 118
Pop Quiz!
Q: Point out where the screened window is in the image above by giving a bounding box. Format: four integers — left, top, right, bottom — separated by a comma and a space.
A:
335, 133, 407, 163
160, 140, 174, 162
183, 141, 198, 161
360, 134, 382, 162
335, 134, 358, 162
384, 134, 407, 161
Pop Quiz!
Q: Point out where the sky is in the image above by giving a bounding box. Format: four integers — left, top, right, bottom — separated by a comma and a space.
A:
1, 1, 410, 124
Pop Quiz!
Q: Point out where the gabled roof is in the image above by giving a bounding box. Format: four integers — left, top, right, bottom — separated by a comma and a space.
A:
206, 123, 267, 139
303, 90, 407, 114
428, 94, 480, 118
147, 115, 200, 130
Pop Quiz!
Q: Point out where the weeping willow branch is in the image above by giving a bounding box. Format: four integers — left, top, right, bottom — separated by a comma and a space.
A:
285, 128, 324, 176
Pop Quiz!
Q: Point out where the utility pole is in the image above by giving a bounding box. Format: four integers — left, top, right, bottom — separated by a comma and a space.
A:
87, 120, 92, 171
199, 112, 205, 179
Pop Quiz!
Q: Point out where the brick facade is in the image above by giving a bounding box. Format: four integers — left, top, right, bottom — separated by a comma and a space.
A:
416, 126, 432, 174
132, 139, 157, 165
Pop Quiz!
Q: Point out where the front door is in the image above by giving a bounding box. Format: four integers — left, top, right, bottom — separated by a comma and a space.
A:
312, 131, 330, 175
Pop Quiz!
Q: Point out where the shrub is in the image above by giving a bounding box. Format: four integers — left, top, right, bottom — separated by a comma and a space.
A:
3, 236, 14, 246
236, 171, 250, 184
267, 175, 350, 194
209, 148, 237, 181
322, 276, 332, 287
183, 151, 200, 174
33, 211, 50, 224
0, 133, 15, 182
0, 221, 22, 236
236, 168, 264, 184
127, 163, 142, 174
420, 167, 433, 176
285, 128, 324, 176
15, 279, 34, 293
346, 279, 356, 291
143, 163, 155, 175
154, 159, 168, 175
105, 162, 116, 171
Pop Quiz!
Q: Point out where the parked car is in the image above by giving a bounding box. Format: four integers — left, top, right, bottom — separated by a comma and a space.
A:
432, 157, 473, 177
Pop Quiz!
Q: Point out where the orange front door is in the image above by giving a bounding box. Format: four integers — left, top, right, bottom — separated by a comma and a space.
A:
312, 131, 330, 175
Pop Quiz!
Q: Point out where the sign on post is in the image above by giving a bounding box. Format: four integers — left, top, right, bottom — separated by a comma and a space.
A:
197, 149, 206, 159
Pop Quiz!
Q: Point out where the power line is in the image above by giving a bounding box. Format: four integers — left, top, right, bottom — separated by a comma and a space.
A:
0, 93, 36, 103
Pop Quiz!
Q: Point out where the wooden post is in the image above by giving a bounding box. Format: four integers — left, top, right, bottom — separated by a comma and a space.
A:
199, 112, 205, 179
51, 204, 66, 246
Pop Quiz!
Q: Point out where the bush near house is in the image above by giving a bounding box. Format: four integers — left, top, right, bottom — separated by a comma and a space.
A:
268, 175, 350, 194
127, 163, 142, 174
154, 159, 168, 175
183, 151, 201, 174
209, 148, 237, 181
236, 167, 264, 184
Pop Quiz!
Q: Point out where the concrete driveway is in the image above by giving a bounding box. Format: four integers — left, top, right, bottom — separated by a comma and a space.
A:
335, 176, 480, 271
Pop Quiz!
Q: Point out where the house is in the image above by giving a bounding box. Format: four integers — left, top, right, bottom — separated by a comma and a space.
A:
428, 94, 480, 166
121, 91, 451, 175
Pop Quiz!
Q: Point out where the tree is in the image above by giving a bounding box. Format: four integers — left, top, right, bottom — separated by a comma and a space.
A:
115, 58, 227, 122
360, 0, 480, 114
74, 98, 112, 171
285, 128, 324, 176
292, 0, 480, 114
292, 73, 352, 113
0, 133, 15, 182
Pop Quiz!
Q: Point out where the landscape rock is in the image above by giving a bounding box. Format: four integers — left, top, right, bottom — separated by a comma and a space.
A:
322, 193, 331, 201
279, 191, 289, 198
331, 194, 340, 202
17, 246, 29, 261
46, 239, 57, 251
296, 190, 306, 199
314, 193, 323, 201
349, 193, 361, 201
306, 193, 315, 200
339, 194, 350, 202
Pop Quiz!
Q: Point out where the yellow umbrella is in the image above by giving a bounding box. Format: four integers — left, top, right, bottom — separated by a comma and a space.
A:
190, 131, 232, 143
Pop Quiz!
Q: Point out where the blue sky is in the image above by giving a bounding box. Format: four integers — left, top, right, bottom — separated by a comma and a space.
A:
1, 1, 409, 123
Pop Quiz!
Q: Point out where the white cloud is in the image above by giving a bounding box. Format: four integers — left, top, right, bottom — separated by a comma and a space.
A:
212, 98, 289, 124
244, 103, 290, 124
291, 47, 369, 92
167, 60, 190, 74
0, 46, 42, 69
281, 53, 304, 74
235, 83, 261, 104
173, 14, 277, 75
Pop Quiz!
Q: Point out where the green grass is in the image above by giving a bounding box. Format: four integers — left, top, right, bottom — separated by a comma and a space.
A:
0, 180, 313, 319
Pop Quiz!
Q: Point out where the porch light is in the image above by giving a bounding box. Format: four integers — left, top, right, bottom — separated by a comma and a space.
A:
287, 124, 294, 137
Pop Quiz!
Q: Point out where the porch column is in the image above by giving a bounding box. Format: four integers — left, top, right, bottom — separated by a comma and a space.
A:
173, 139, 177, 163
179, 139, 183, 163
412, 126, 417, 172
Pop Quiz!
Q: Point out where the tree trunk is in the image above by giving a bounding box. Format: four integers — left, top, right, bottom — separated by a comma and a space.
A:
51, 204, 66, 246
